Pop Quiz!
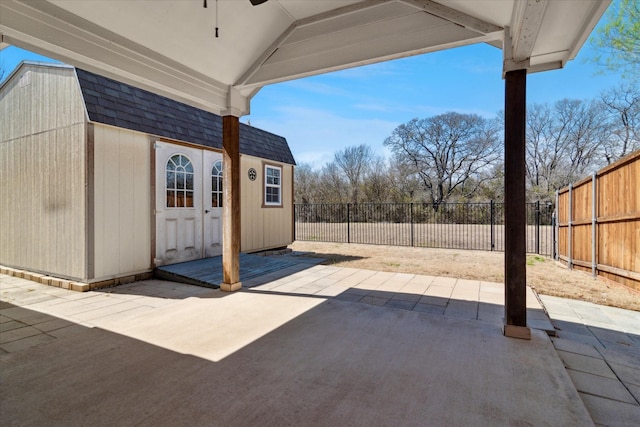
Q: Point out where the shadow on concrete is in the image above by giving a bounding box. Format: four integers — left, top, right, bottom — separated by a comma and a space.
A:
243, 286, 554, 332
304, 253, 367, 265
1, 291, 594, 426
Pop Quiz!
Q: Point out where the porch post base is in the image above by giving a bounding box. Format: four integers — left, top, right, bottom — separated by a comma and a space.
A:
503, 323, 531, 340
220, 282, 242, 292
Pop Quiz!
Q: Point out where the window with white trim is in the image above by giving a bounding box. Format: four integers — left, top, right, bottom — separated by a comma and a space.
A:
211, 160, 223, 208
166, 154, 194, 208
264, 164, 282, 206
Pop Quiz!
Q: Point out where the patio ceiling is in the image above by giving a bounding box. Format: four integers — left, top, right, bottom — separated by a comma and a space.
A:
0, 0, 609, 116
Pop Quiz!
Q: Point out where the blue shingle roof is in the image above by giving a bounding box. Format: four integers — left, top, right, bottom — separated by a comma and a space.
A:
75, 68, 295, 165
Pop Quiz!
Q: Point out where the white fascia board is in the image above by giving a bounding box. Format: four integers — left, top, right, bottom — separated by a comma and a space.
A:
239, 30, 502, 91
565, 0, 612, 63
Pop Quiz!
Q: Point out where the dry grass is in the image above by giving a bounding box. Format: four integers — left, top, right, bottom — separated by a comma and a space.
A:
291, 241, 640, 312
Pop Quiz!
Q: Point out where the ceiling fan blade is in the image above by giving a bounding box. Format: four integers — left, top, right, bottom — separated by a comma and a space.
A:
250, 0, 269, 5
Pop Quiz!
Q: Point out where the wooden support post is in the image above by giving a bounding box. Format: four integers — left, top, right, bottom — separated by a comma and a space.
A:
503, 68, 530, 339
221, 115, 242, 291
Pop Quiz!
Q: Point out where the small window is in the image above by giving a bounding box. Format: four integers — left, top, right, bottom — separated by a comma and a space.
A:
211, 160, 223, 208
166, 154, 194, 208
264, 164, 282, 206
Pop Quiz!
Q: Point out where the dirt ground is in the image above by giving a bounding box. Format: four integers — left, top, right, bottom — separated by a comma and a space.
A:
290, 241, 640, 312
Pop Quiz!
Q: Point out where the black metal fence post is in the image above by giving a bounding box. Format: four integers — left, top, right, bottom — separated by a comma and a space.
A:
410, 202, 415, 247
535, 200, 540, 254
490, 199, 495, 251
551, 210, 556, 260
347, 203, 351, 244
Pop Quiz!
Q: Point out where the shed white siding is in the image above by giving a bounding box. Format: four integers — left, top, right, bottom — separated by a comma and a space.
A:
241, 155, 294, 252
0, 65, 87, 280
92, 124, 152, 281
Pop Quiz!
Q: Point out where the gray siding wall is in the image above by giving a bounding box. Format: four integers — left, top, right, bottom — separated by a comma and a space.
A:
0, 65, 88, 280
93, 124, 151, 280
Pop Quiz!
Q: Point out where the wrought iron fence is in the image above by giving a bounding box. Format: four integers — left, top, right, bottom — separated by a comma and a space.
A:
294, 201, 555, 256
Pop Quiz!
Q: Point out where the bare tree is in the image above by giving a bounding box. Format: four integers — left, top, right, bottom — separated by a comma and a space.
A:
526, 103, 555, 193
553, 99, 609, 181
387, 155, 423, 202
475, 162, 505, 202
316, 161, 349, 203
333, 144, 374, 204
362, 157, 392, 202
295, 88, 637, 207
601, 84, 640, 163
294, 163, 319, 204
524, 99, 609, 201
384, 113, 501, 209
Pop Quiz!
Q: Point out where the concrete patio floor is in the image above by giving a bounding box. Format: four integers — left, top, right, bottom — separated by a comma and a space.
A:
1, 260, 638, 426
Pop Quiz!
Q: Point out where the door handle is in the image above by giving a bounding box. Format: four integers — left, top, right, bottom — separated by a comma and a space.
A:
205, 210, 210, 214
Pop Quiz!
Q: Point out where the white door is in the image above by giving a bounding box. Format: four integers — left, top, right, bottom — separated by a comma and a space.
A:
203, 150, 223, 257
155, 143, 203, 265
155, 142, 223, 266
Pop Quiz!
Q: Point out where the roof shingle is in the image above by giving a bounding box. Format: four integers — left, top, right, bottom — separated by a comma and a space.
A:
75, 68, 295, 165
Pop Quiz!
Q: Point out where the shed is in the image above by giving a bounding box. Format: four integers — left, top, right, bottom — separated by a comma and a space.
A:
0, 61, 296, 286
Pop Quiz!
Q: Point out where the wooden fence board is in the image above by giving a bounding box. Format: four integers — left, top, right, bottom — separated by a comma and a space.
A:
557, 150, 640, 291
572, 181, 592, 223
572, 225, 592, 263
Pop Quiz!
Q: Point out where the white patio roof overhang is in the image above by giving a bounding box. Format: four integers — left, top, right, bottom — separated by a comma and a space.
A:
0, 0, 610, 337
0, 0, 608, 116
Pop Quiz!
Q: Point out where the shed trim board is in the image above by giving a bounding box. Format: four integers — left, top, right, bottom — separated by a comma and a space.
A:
149, 135, 157, 274
85, 123, 95, 280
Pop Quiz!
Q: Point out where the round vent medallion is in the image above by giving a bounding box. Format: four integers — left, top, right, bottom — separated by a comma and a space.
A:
248, 168, 257, 181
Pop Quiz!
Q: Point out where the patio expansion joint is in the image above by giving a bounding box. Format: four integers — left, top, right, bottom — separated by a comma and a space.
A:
549, 333, 640, 424
546, 318, 640, 405
593, 349, 640, 407
0, 323, 64, 350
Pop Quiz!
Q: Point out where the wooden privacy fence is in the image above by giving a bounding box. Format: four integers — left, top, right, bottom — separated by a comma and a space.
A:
556, 150, 640, 291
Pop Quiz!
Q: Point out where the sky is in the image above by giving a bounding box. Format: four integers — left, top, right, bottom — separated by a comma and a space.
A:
0, 4, 624, 170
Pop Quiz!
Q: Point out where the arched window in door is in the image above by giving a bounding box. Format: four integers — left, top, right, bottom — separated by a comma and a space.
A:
166, 154, 194, 208
211, 160, 223, 207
